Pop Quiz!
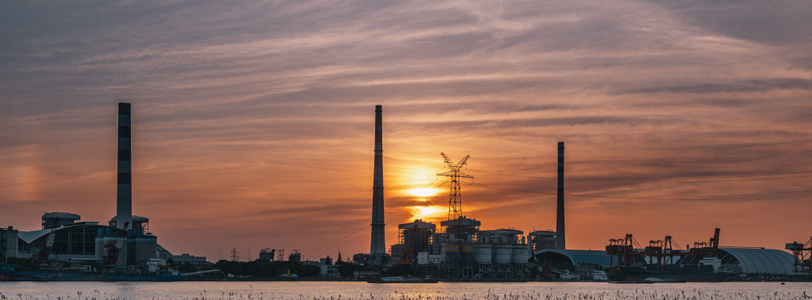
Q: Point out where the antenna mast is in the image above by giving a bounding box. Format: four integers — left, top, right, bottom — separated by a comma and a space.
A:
438, 153, 472, 221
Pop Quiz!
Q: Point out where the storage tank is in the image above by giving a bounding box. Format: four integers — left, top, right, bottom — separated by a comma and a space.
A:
94, 236, 104, 260
475, 244, 493, 264
511, 244, 529, 264
495, 244, 512, 264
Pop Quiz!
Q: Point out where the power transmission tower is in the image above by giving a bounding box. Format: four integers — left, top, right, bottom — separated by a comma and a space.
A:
438, 153, 473, 221
230, 248, 239, 262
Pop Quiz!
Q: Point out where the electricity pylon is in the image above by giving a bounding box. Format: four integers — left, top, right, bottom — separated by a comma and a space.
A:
438, 153, 472, 221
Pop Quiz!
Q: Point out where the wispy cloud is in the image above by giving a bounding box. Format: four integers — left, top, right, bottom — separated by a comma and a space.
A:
1, 0, 811, 260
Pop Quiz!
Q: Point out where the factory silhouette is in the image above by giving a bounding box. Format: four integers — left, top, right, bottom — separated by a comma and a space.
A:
362, 105, 807, 281
1, 103, 204, 274
1, 103, 810, 281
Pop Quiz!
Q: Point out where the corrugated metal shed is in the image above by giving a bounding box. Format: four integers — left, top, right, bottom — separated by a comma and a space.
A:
533, 249, 613, 268
719, 247, 798, 275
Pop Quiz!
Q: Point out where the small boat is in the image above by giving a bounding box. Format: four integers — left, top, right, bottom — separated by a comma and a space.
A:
643, 277, 687, 283
592, 270, 609, 281
367, 276, 438, 283
1, 264, 33, 281
552, 269, 579, 281
2, 264, 106, 281
609, 280, 653, 284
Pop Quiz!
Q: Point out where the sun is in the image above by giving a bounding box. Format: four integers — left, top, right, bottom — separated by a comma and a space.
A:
409, 205, 445, 220
398, 165, 445, 198
405, 187, 443, 198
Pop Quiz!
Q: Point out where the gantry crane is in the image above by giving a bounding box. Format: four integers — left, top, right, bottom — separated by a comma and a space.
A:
645, 235, 682, 271
786, 236, 812, 277
689, 228, 720, 261
606, 234, 645, 268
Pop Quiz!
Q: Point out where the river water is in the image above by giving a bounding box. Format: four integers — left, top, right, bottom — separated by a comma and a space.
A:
0, 281, 810, 299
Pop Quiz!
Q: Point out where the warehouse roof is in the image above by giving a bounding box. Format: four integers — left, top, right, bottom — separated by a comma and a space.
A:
533, 249, 613, 268
719, 247, 798, 275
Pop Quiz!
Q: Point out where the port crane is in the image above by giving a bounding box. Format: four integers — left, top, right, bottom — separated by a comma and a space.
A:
689, 228, 720, 261
644, 235, 682, 271
605, 234, 645, 268
786, 236, 812, 277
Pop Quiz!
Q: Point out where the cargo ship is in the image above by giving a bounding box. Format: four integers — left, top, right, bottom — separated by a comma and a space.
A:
1, 263, 185, 282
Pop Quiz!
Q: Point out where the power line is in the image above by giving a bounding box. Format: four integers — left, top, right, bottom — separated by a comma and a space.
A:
299, 169, 812, 258
467, 168, 812, 184
470, 181, 812, 202
471, 183, 556, 196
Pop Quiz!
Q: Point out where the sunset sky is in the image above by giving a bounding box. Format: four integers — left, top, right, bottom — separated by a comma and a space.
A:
2, 1, 811, 262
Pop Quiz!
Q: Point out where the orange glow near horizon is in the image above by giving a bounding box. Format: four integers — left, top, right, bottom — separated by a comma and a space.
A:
404, 187, 442, 198
3, 0, 812, 263
409, 205, 445, 221
396, 165, 444, 198
400, 165, 439, 183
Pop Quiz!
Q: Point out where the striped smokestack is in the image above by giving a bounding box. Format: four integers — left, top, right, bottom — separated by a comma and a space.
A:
370, 105, 386, 259
114, 102, 133, 229
556, 142, 565, 250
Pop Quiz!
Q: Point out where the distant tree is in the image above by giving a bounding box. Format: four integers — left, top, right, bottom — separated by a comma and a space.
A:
338, 263, 359, 277
209, 259, 328, 278
288, 263, 320, 277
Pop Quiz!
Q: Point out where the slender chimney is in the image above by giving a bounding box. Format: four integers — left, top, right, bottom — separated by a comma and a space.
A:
556, 142, 565, 250
114, 102, 133, 229
370, 105, 386, 257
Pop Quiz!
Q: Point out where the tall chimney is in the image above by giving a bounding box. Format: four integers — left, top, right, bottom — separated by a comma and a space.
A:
114, 102, 133, 229
556, 142, 565, 250
370, 105, 386, 258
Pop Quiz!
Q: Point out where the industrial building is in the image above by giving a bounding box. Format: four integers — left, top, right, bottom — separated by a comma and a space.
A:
169, 253, 208, 265
385, 152, 531, 279
528, 230, 557, 253
2, 103, 160, 268
390, 217, 530, 279
381, 135, 806, 281
11, 213, 155, 267
390, 219, 435, 265
530, 229, 804, 281
377, 130, 563, 279
1, 226, 19, 261
364, 106, 556, 279
533, 246, 800, 279
704, 248, 797, 274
